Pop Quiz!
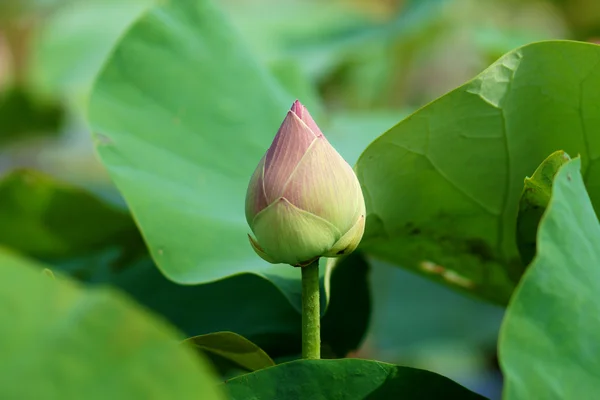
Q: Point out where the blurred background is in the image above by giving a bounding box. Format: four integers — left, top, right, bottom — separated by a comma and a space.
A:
1, 0, 599, 399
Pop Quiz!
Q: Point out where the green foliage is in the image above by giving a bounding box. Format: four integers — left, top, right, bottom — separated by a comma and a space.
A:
0, 86, 64, 144
550, 0, 600, 39
233, 0, 451, 110
321, 253, 370, 357
356, 40, 600, 305
0, 249, 224, 400
500, 157, 600, 399
0, 0, 61, 21
516, 150, 570, 268
6, 0, 600, 397
184, 331, 275, 378
98, 258, 303, 357
102, 252, 371, 360
326, 111, 407, 166
88, 0, 304, 305
0, 169, 370, 361
28, 0, 157, 108
0, 169, 134, 258
41, 267, 56, 279
223, 359, 487, 399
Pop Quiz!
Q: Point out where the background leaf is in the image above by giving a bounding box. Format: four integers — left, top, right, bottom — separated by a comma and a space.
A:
184, 331, 275, 378
364, 260, 504, 396
29, 0, 157, 108
0, 169, 134, 258
326, 111, 407, 167
223, 358, 487, 400
515, 150, 570, 269
321, 252, 371, 357
355, 40, 600, 304
89, 249, 371, 361
0, 86, 64, 144
0, 248, 224, 400
103, 259, 302, 356
0, 170, 371, 361
499, 157, 600, 399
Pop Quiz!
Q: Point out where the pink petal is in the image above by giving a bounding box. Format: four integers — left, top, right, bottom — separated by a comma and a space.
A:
263, 111, 316, 201
282, 136, 363, 233
290, 100, 323, 138
245, 155, 269, 224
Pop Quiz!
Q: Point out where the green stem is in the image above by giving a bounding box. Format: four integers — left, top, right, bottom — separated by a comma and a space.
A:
301, 259, 320, 359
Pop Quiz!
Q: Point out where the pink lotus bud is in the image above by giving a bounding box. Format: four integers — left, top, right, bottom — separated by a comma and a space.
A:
245, 100, 366, 266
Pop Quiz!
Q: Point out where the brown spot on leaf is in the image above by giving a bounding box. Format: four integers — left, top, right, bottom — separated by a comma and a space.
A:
465, 238, 494, 262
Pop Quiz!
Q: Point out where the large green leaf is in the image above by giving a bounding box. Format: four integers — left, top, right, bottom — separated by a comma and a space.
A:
356, 40, 600, 304
86, 0, 376, 316
222, 359, 487, 399
0, 170, 370, 360
87, 0, 328, 308
499, 157, 600, 399
0, 248, 224, 399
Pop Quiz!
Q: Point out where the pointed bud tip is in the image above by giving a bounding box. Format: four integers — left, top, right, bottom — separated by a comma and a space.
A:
289, 99, 323, 138
290, 99, 303, 115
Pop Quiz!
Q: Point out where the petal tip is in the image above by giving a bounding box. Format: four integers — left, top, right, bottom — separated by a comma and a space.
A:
323, 214, 366, 258
290, 99, 303, 114
248, 234, 278, 264
288, 101, 323, 138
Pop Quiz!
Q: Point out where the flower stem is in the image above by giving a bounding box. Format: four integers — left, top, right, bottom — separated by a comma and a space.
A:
301, 259, 320, 359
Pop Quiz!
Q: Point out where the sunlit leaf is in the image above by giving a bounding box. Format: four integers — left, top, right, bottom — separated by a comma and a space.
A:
500, 157, 600, 398
356, 41, 600, 304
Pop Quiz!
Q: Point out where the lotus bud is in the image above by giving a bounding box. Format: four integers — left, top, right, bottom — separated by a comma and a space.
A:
245, 100, 366, 266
